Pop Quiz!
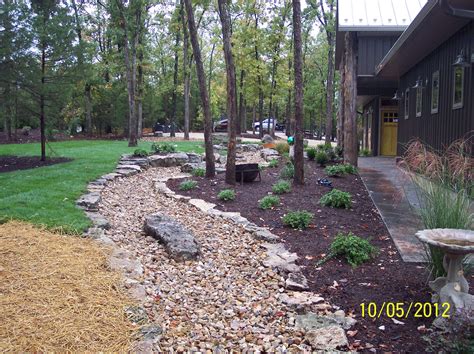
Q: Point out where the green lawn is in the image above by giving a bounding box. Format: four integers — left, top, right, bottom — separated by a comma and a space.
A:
0, 140, 204, 233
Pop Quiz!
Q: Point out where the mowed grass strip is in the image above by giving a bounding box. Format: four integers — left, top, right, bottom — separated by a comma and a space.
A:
0, 221, 137, 352
0, 140, 203, 233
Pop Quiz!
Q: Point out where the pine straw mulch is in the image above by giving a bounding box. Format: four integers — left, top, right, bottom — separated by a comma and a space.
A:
0, 221, 137, 352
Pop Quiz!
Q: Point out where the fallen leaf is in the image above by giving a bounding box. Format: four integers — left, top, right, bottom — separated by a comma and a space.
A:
347, 330, 358, 337
391, 318, 405, 325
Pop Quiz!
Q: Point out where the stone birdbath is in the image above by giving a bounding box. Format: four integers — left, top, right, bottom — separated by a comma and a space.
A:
416, 228, 474, 314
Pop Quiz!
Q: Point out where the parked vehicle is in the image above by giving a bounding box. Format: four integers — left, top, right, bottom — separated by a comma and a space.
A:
214, 119, 228, 132
253, 118, 285, 132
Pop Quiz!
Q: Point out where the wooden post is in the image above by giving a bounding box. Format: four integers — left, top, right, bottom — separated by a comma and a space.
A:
343, 32, 358, 166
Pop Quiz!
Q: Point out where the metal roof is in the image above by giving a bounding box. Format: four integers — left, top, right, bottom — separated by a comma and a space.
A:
338, 0, 428, 31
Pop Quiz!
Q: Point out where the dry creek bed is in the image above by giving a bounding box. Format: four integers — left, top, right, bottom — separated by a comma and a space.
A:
99, 166, 351, 351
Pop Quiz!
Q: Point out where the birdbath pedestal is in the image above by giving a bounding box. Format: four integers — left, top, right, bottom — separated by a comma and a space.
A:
416, 229, 474, 314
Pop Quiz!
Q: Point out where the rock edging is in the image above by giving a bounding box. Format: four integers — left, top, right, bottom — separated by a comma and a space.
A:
154, 176, 309, 292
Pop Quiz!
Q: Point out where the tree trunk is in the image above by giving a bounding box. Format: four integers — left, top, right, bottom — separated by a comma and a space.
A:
181, 1, 190, 140
208, 42, 215, 99
292, 0, 304, 185
286, 39, 293, 137
40, 42, 46, 161
343, 32, 358, 166
337, 54, 345, 149
252, 105, 256, 135
238, 69, 245, 136
184, 0, 215, 177
218, 0, 237, 185
325, 32, 335, 143
171, 1, 180, 138
85, 83, 92, 136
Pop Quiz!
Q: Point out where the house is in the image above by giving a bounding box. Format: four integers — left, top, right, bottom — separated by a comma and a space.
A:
336, 0, 474, 156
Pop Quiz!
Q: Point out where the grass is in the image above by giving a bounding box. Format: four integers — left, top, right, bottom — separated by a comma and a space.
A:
0, 140, 204, 233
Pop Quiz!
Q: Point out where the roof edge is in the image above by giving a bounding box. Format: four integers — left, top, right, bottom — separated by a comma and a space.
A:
375, 1, 438, 76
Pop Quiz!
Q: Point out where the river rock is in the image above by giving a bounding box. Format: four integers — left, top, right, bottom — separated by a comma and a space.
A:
144, 213, 200, 261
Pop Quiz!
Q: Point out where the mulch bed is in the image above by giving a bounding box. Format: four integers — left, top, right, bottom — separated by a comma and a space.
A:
0, 155, 72, 173
167, 160, 473, 352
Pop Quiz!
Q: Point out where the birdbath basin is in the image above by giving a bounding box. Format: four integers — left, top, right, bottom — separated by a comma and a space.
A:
416, 229, 474, 314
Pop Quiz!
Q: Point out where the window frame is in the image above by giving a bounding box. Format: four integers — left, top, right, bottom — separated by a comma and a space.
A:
452, 66, 464, 110
431, 70, 440, 114
416, 87, 423, 117
404, 88, 410, 119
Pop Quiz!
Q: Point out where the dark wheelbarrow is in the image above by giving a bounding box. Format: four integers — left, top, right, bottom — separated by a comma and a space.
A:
235, 163, 261, 184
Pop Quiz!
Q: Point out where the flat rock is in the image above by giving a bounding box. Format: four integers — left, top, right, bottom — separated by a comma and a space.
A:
260, 148, 279, 161
77, 192, 101, 211
327, 310, 358, 329
189, 198, 216, 213
279, 292, 324, 307
109, 248, 144, 279
262, 243, 300, 273
285, 272, 309, 291
187, 152, 202, 163
115, 168, 138, 176
117, 164, 142, 172
254, 229, 280, 243
144, 213, 200, 261
85, 211, 110, 230
180, 162, 205, 173
305, 326, 348, 350
296, 312, 339, 330
148, 153, 189, 167
102, 172, 121, 181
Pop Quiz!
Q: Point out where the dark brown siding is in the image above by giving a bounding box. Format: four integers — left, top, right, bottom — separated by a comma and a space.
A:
358, 36, 399, 76
398, 21, 474, 155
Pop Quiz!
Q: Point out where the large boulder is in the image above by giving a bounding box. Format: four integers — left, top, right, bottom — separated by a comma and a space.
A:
144, 213, 200, 261
148, 153, 189, 167
260, 148, 279, 161
180, 162, 205, 173
261, 134, 274, 144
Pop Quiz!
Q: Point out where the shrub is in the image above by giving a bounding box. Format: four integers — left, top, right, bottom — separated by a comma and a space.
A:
306, 147, 317, 161
320, 189, 352, 208
282, 210, 313, 229
275, 142, 290, 154
151, 142, 176, 154
259, 195, 280, 209
359, 148, 371, 157
133, 148, 149, 157
272, 180, 291, 194
316, 143, 326, 150
280, 162, 295, 180
192, 167, 205, 177
325, 164, 357, 177
218, 189, 236, 201
335, 145, 343, 157
179, 180, 198, 191
315, 151, 329, 166
330, 232, 377, 267
268, 159, 279, 168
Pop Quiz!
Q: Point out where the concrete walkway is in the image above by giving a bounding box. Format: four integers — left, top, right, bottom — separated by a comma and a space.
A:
358, 157, 425, 263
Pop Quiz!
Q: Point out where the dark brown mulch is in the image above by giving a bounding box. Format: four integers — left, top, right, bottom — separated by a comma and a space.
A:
167, 160, 474, 352
0, 155, 72, 173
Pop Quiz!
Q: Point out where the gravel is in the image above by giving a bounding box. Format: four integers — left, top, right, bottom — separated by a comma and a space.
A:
99, 167, 334, 351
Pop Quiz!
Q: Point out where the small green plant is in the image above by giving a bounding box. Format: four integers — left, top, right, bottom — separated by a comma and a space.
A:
330, 232, 377, 267
272, 180, 291, 194
306, 147, 317, 161
282, 210, 314, 229
275, 142, 290, 154
179, 180, 198, 191
280, 162, 295, 179
325, 164, 357, 177
151, 142, 176, 154
218, 189, 236, 201
259, 195, 280, 209
335, 145, 343, 157
320, 189, 352, 208
359, 148, 371, 157
133, 148, 149, 157
317, 143, 326, 150
268, 159, 279, 168
315, 151, 329, 166
191, 167, 205, 177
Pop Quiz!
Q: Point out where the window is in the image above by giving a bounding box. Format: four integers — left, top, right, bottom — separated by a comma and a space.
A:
453, 67, 464, 109
404, 88, 410, 119
431, 71, 439, 114
416, 87, 423, 117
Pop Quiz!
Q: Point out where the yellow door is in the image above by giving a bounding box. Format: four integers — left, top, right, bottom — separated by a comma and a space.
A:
381, 110, 398, 156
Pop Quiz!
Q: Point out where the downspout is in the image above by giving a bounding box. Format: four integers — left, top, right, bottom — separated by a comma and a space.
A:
438, 0, 474, 19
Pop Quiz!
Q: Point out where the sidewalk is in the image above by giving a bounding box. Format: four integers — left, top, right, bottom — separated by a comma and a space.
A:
358, 157, 425, 263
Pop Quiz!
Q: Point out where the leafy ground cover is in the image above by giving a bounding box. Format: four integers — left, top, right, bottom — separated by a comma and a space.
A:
0, 140, 203, 233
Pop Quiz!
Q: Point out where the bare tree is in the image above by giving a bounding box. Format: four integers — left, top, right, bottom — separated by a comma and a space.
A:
184, 0, 215, 177
292, 0, 304, 185
343, 32, 357, 166
217, 0, 237, 185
